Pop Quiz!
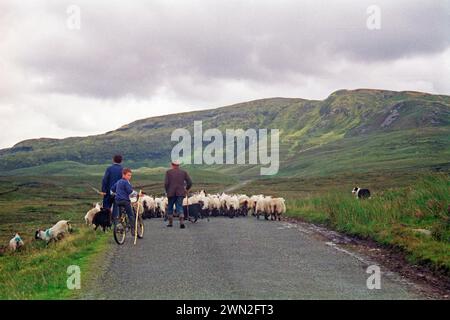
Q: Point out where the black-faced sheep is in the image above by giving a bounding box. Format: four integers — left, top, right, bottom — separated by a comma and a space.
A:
35, 220, 71, 243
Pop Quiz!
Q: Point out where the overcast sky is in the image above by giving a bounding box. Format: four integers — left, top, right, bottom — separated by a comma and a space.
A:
0, 0, 449, 148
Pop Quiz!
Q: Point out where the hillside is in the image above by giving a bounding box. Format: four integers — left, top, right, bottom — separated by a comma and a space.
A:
1, 89, 449, 177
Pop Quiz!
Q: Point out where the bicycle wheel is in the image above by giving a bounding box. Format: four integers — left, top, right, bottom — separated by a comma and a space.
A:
113, 216, 127, 245
137, 215, 144, 238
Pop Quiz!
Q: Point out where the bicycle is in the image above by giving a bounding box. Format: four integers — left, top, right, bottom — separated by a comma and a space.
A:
113, 204, 144, 245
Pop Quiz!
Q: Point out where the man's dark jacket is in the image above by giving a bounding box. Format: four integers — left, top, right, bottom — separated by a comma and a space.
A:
165, 168, 192, 197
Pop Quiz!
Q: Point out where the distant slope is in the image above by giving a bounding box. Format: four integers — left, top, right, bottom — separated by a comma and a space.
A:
1, 89, 449, 177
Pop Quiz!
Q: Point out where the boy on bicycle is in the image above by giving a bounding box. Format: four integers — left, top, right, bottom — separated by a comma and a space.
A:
111, 168, 138, 232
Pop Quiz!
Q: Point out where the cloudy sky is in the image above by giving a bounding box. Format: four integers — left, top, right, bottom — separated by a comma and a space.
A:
0, 0, 449, 148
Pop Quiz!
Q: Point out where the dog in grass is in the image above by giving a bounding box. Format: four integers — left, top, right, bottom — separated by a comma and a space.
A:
352, 187, 371, 199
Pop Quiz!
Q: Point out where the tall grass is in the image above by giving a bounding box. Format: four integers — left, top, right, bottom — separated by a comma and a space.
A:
287, 174, 450, 273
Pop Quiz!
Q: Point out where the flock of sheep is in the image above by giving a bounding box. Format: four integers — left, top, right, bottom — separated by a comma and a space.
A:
5, 191, 286, 253
138, 190, 286, 221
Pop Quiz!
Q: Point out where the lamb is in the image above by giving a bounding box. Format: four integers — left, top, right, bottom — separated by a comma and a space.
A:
35, 220, 71, 243
269, 197, 286, 221
9, 233, 24, 252
85, 203, 101, 225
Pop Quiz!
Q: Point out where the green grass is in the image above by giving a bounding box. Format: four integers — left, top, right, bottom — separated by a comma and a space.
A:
0, 174, 112, 300
0, 228, 109, 299
286, 174, 450, 273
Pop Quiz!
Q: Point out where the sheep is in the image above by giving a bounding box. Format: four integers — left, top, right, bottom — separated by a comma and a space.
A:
155, 197, 168, 220
238, 195, 250, 216
141, 195, 155, 219
269, 197, 286, 221
249, 195, 264, 216
197, 195, 211, 218
9, 233, 24, 252
255, 196, 272, 220
35, 220, 71, 243
208, 195, 221, 216
85, 203, 101, 225
224, 195, 239, 218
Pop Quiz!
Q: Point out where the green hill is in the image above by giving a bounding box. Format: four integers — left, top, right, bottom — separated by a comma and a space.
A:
1, 89, 449, 177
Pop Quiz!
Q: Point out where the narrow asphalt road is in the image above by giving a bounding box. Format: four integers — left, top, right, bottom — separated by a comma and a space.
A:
84, 217, 421, 299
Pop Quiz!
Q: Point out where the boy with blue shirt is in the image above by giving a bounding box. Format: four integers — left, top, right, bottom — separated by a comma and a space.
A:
111, 168, 138, 231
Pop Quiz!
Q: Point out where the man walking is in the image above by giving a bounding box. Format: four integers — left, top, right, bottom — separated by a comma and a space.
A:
164, 160, 192, 228
101, 155, 123, 210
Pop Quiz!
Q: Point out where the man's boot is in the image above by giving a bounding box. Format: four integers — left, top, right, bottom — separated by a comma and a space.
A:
180, 217, 185, 229
167, 216, 173, 227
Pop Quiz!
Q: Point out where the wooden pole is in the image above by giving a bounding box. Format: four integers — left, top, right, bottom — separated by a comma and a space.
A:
134, 190, 142, 245
185, 190, 189, 222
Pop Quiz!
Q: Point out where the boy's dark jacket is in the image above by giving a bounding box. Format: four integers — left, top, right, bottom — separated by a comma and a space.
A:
111, 179, 134, 202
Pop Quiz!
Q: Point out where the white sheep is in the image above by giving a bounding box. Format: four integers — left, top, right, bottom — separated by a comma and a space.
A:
35, 220, 71, 243
249, 195, 264, 215
142, 195, 156, 218
269, 197, 286, 221
9, 233, 24, 251
155, 197, 168, 219
225, 195, 239, 217
255, 196, 272, 220
238, 195, 250, 215
85, 203, 101, 225
207, 195, 221, 216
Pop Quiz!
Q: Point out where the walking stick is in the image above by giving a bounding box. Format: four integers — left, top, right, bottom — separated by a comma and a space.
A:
185, 190, 190, 222
134, 190, 142, 245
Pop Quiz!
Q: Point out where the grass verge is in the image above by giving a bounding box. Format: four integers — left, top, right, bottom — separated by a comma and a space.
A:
0, 227, 110, 300
286, 174, 450, 274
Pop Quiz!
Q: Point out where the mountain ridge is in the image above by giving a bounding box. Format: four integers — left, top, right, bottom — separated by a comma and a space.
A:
2, 89, 449, 176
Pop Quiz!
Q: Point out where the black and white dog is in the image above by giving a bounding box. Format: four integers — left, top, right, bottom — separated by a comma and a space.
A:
352, 187, 371, 199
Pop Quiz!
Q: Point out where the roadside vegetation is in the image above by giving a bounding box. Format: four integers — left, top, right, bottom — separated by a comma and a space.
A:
287, 174, 450, 274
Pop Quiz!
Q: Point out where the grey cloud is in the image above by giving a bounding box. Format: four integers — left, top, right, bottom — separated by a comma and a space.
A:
5, 0, 448, 100
0, 0, 449, 148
